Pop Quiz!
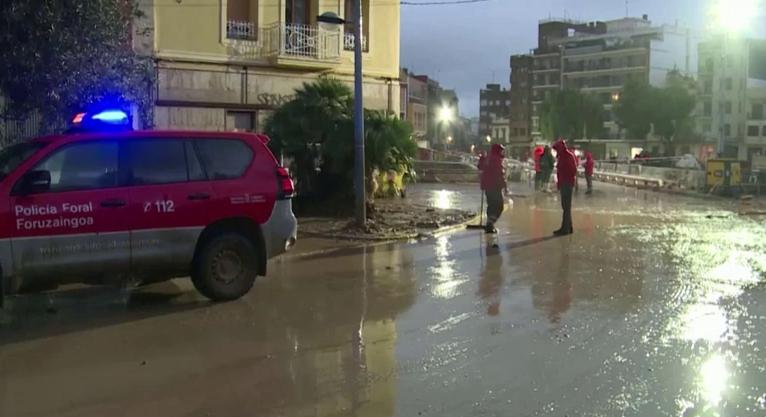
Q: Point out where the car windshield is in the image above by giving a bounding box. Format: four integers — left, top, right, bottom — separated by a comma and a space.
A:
0, 142, 45, 180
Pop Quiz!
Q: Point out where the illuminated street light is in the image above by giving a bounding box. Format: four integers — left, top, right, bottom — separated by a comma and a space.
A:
611, 92, 621, 102
486, 135, 492, 143
439, 106, 454, 122
710, 0, 759, 33
447, 136, 453, 143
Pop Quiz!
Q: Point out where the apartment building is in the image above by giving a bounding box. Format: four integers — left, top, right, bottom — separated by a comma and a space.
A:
133, 0, 401, 132
527, 16, 693, 146
697, 36, 766, 160
400, 69, 429, 145
508, 54, 533, 157
478, 84, 511, 139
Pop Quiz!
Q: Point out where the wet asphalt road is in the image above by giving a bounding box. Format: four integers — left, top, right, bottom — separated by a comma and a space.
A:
1, 183, 766, 417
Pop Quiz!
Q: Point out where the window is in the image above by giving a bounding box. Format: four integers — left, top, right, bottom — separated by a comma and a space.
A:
724, 124, 731, 136
763, 126, 766, 137
725, 102, 732, 114
226, 111, 254, 132
704, 80, 712, 94
33, 141, 118, 192
748, 125, 760, 137
752, 104, 764, 120
344, 0, 370, 51
704, 102, 712, 117
186, 142, 206, 181
703, 122, 711, 133
124, 140, 187, 185
226, 0, 258, 40
725, 78, 733, 90
480, 100, 487, 106
195, 139, 253, 180
0, 142, 45, 180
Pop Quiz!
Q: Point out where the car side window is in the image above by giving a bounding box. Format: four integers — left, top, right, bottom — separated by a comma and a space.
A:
185, 141, 206, 181
33, 141, 119, 192
124, 140, 187, 185
195, 139, 253, 180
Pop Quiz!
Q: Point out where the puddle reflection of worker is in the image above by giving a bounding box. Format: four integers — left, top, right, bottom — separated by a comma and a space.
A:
531, 242, 572, 324
478, 246, 504, 316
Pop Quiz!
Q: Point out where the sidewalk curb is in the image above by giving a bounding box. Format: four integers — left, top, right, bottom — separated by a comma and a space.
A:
278, 213, 481, 261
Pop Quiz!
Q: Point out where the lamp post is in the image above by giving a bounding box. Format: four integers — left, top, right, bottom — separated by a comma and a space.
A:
438, 105, 453, 150
318, 10, 366, 226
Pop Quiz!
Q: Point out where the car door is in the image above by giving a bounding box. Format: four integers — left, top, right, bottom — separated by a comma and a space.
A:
8, 140, 130, 285
123, 138, 213, 276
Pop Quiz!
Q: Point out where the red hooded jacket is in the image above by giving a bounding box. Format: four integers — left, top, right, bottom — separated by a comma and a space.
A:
480, 144, 506, 191
553, 140, 577, 189
584, 152, 594, 176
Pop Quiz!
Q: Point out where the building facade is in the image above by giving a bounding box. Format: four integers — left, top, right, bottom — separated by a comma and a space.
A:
489, 115, 510, 144
509, 54, 533, 157
478, 84, 511, 139
526, 16, 694, 148
134, 0, 401, 132
400, 69, 429, 146
697, 36, 766, 161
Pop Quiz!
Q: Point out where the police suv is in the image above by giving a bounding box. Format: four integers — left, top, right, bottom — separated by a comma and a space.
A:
0, 108, 297, 305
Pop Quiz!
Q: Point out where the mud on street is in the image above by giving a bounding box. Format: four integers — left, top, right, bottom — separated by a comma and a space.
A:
1, 183, 765, 417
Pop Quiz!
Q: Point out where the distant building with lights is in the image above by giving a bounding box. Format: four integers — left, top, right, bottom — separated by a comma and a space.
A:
509, 15, 695, 158
478, 84, 511, 140
696, 36, 766, 162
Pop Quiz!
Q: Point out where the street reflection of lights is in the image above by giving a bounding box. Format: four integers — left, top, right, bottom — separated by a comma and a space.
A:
432, 189, 454, 210
700, 354, 728, 407
680, 303, 728, 342
430, 236, 468, 299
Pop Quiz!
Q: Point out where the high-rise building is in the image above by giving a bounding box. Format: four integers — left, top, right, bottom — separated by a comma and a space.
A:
526, 16, 694, 151
479, 84, 511, 139
509, 54, 533, 157
697, 36, 766, 161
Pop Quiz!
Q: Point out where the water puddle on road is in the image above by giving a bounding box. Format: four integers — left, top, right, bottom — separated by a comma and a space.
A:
609, 209, 766, 416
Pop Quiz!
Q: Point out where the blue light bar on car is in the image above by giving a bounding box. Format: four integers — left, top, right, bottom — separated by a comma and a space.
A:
90, 110, 129, 124
69, 107, 133, 132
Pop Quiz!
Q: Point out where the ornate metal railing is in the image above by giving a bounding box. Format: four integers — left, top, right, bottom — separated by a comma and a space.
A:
343, 32, 368, 51
260, 23, 341, 60
226, 20, 257, 40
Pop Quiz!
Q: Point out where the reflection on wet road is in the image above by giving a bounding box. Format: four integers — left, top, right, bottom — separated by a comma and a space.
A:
2, 183, 766, 417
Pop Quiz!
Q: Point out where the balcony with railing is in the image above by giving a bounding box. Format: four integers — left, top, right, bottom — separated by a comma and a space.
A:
227, 20, 257, 40
343, 32, 368, 52
226, 22, 342, 67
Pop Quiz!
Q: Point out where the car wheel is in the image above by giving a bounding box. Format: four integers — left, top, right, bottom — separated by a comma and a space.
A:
192, 233, 258, 301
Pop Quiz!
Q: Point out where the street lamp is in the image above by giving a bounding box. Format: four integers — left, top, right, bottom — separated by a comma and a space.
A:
318, 10, 366, 226
439, 106, 453, 123
710, 0, 759, 34
486, 135, 492, 143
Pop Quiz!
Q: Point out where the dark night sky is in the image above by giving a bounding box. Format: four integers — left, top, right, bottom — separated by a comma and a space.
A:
401, 0, 766, 117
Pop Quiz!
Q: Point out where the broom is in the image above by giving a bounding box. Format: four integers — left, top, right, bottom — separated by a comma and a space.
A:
466, 191, 486, 230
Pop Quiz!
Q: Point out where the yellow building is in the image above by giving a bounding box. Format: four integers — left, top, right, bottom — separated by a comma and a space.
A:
134, 0, 401, 131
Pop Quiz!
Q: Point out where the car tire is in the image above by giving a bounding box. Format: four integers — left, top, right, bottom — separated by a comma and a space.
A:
192, 233, 259, 302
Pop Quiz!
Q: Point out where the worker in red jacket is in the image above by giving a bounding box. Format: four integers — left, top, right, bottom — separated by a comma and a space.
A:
480, 144, 508, 234
552, 139, 577, 236
584, 151, 595, 194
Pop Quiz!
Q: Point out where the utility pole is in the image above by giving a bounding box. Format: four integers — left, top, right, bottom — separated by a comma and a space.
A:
353, 0, 366, 226
318, 8, 366, 226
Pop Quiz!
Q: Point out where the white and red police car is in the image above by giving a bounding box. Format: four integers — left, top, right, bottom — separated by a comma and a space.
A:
0, 108, 296, 305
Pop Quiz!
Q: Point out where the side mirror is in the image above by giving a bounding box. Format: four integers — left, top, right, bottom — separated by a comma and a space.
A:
19, 170, 51, 195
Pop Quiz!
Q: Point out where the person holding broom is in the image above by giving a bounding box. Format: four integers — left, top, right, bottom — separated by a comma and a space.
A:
479, 144, 508, 234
